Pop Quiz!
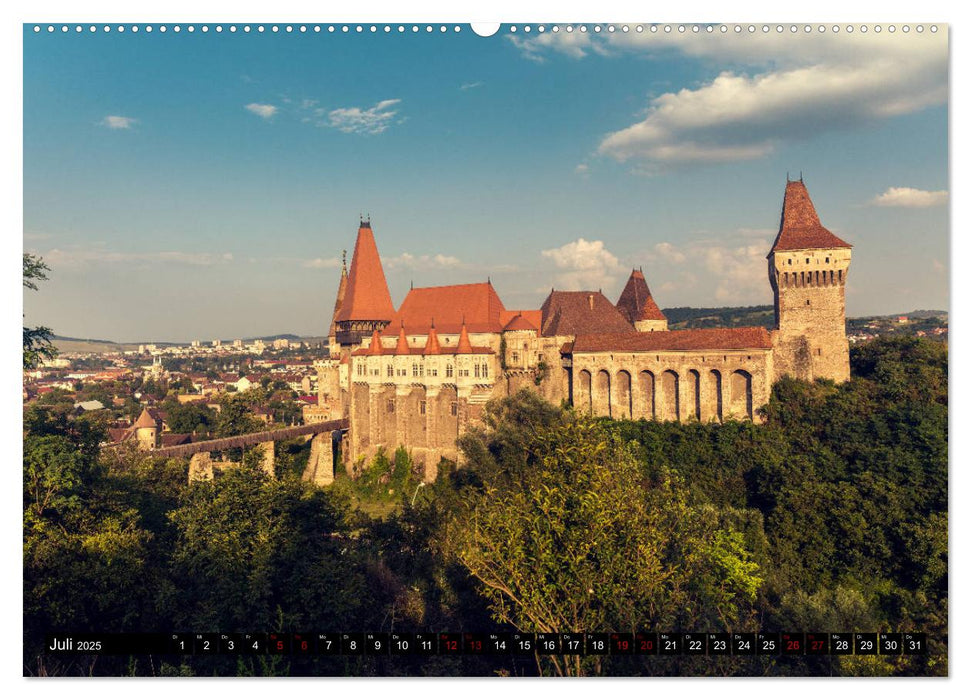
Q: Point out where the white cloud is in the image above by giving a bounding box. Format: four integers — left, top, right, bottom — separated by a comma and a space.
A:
245, 103, 278, 119
541, 238, 623, 290
507, 30, 608, 62
511, 29, 947, 168
325, 99, 401, 135
871, 186, 948, 208
460, 81, 483, 91
574, 163, 589, 176
100, 115, 136, 130
640, 232, 773, 304
43, 247, 234, 268
385, 253, 464, 270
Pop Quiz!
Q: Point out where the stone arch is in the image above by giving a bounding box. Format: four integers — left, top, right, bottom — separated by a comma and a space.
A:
688, 369, 701, 421
577, 369, 592, 415
659, 370, 679, 421
637, 370, 655, 420
594, 369, 611, 417
729, 369, 753, 420
708, 369, 723, 422
615, 370, 632, 419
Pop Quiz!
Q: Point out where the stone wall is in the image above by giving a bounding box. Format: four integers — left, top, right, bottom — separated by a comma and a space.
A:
569, 349, 773, 423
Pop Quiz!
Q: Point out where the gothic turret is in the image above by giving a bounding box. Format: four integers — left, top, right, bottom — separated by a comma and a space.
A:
768, 178, 852, 382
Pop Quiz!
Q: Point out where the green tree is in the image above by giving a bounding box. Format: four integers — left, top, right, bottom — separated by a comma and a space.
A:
23, 253, 57, 369
444, 393, 762, 676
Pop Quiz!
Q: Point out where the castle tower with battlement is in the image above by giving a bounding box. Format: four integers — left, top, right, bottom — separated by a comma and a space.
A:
768, 179, 852, 383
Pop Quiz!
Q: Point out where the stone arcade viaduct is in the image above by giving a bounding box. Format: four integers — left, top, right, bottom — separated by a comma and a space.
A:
148, 419, 348, 484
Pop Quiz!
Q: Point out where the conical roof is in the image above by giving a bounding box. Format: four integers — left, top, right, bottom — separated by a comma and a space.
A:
134, 408, 157, 429
503, 313, 538, 332
395, 322, 411, 355
367, 327, 384, 356
424, 321, 442, 355
328, 255, 349, 337
770, 180, 852, 254
455, 320, 474, 354
334, 220, 396, 323
616, 269, 666, 323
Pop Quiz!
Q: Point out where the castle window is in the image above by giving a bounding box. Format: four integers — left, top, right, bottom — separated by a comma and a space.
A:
839, 270, 843, 283
817, 348, 823, 356
450, 402, 458, 416
446, 364, 453, 378
387, 399, 395, 414
430, 368, 438, 377
788, 258, 792, 265
474, 364, 480, 378
806, 258, 810, 264
387, 364, 393, 377
826, 257, 830, 263
412, 363, 419, 377
420, 400, 426, 415
806, 299, 811, 305
511, 351, 520, 363
482, 364, 488, 378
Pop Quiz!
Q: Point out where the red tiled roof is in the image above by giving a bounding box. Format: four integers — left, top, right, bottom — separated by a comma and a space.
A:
367, 328, 384, 356
386, 282, 505, 335
455, 322, 474, 354
424, 322, 442, 355
395, 322, 411, 354
499, 308, 542, 329
571, 326, 773, 353
160, 433, 192, 447
335, 222, 396, 323
540, 291, 635, 337
770, 180, 852, 253
108, 427, 132, 443
616, 269, 667, 323
503, 313, 538, 332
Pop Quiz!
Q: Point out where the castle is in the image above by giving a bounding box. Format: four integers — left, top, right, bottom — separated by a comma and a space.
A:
310, 179, 852, 480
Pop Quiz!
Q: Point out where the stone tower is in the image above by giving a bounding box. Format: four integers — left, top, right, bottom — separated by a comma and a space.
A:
133, 408, 159, 450
616, 268, 668, 332
332, 218, 396, 349
768, 179, 852, 383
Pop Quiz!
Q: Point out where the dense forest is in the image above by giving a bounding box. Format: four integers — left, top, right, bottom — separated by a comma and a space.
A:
22, 336, 947, 676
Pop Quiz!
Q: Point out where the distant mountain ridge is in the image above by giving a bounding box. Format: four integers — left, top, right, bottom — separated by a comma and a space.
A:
51, 308, 947, 353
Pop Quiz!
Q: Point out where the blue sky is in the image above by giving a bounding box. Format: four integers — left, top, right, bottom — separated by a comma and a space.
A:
23, 24, 949, 341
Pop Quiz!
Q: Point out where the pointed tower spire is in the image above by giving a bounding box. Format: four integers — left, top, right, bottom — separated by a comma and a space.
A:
455, 318, 474, 354
328, 255, 350, 338
335, 219, 396, 325
616, 268, 668, 332
395, 321, 411, 355
367, 327, 384, 356
424, 319, 442, 355
770, 180, 852, 254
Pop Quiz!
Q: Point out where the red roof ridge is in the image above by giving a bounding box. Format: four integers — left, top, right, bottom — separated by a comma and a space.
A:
571, 326, 773, 353
770, 180, 852, 254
